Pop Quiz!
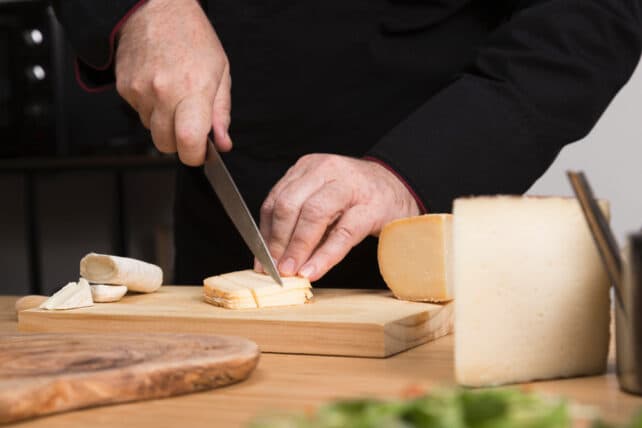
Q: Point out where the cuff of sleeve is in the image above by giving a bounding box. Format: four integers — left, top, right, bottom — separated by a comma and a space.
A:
70, 0, 147, 92
363, 155, 428, 214
74, 59, 115, 93
366, 75, 548, 213
85, 0, 148, 70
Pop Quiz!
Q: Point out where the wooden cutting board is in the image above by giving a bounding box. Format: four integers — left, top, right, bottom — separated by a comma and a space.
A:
18, 287, 453, 358
0, 333, 260, 424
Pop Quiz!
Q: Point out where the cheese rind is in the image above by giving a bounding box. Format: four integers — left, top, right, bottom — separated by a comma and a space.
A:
378, 214, 453, 302
203, 269, 313, 309
40, 278, 94, 310
453, 196, 611, 387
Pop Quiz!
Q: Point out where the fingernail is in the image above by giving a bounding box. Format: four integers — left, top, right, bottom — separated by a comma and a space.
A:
254, 259, 263, 273
279, 258, 296, 276
299, 264, 315, 279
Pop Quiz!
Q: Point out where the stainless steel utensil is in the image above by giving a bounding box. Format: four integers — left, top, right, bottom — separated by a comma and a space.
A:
203, 138, 283, 285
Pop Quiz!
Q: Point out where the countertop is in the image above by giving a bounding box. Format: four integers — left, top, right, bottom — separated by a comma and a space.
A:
2, 295, 642, 427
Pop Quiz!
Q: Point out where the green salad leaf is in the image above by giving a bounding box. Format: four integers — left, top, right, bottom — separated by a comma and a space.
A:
249, 389, 640, 428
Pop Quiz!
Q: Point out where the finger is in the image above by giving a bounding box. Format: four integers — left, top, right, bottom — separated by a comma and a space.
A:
259, 162, 311, 256
174, 95, 213, 166
278, 181, 353, 276
253, 258, 264, 273
212, 65, 233, 152
149, 107, 177, 154
298, 206, 373, 281
266, 172, 326, 270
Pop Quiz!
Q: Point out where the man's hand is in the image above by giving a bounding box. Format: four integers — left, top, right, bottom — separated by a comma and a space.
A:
115, 0, 231, 165
258, 154, 421, 281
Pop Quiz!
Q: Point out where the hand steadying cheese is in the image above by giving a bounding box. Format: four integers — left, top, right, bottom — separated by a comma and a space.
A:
258, 154, 420, 282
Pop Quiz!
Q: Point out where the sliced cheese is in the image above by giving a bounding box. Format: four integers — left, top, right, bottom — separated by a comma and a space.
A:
204, 269, 313, 309
40, 278, 94, 310
378, 214, 453, 302
453, 196, 611, 387
90, 284, 128, 303
80, 253, 163, 293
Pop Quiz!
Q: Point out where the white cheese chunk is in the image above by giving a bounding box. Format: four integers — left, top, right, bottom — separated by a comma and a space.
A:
378, 214, 453, 302
80, 253, 163, 293
40, 278, 94, 310
454, 196, 611, 386
90, 284, 128, 303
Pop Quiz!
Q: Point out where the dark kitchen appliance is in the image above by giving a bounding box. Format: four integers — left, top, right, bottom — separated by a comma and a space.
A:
0, 0, 152, 158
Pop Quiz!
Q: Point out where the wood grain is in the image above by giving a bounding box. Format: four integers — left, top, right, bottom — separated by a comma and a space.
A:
0, 333, 260, 424
18, 287, 453, 358
3, 295, 642, 428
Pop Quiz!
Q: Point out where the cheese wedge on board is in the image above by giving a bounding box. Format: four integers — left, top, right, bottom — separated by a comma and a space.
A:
378, 214, 453, 302
40, 278, 94, 310
203, 269, 313, 309
453, 196, 611, 387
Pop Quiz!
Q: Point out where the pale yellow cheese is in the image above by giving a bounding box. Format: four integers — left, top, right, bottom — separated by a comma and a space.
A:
40, 278, 94, 310
203, 269, 313, 309
378, 214, 453, 302
453, 196, 611, 387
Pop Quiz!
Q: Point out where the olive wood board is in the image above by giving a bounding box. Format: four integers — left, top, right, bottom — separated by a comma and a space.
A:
0, 333, 260, 424
18, 287, 453, 358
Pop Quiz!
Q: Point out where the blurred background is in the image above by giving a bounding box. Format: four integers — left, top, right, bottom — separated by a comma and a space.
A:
1, 1, 640, 296
0, 0, 175, 295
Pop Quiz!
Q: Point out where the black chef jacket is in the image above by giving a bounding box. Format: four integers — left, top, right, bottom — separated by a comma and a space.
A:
53, 0, 642, 288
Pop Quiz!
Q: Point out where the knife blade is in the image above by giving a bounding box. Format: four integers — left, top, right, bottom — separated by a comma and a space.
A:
203, 138, 283, 286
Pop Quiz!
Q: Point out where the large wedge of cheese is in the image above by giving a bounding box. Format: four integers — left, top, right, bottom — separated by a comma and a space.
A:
378, 214, 453, 302
454, 196, 611, 387
203, 269, 313, 309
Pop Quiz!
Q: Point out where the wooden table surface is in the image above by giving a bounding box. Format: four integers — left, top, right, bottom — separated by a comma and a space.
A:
2, 295, 642, 427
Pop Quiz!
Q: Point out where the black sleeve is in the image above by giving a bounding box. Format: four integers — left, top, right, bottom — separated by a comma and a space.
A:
52, 0, 147, 88
366, 0, 642, 213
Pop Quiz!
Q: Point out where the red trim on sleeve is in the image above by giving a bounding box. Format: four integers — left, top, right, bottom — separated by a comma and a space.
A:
90, 0, 149, 70
74, 59, 114, 93
363, 155, 428, 214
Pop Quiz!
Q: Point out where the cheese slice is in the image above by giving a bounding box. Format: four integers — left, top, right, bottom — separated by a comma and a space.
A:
453, 196, 611, 387
203, 269, 313, 309
378, 214, 453, 302
40, 278, 94, 310
90, 284, 128, 303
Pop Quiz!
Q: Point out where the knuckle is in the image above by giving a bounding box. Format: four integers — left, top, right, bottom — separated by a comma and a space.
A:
260, 199, 274, 217
115, 79, 128, 98
272, 197, 298, 221
332, 225, 355, 242
297, 153, 318, 166
319, 155, 343, 170
129, 78, 146, 98
300, 200, 327, 223
150, 74, 169, 96
175, 124, 199, 147
289, 233, 313, 253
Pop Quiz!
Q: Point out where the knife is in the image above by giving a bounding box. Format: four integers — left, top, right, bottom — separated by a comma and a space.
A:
203, 137, 283, 286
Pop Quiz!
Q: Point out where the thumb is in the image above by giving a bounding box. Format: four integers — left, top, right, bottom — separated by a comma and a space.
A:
212, 65, 233, 152
174, 95, 213, 166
